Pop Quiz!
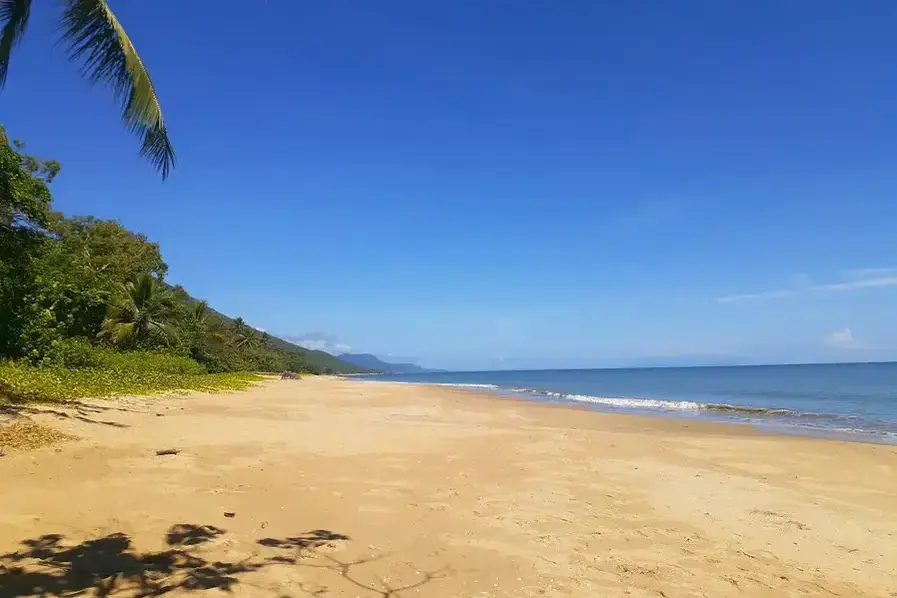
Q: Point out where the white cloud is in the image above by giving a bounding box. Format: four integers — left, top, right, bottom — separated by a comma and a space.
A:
812, 276, 897, 292
716, 290, 795, 304
826, 328, 858, 349
281, 332, 352, 355
718, 267, 897, 303
842, 267, 897, 279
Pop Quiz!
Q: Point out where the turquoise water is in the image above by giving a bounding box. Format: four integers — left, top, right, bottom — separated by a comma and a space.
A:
367, 363, 897, 444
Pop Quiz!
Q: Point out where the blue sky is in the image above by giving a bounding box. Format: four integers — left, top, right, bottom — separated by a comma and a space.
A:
3, 1, 897, 370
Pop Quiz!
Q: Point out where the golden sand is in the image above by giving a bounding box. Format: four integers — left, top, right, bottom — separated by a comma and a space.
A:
0, 377, 894, 597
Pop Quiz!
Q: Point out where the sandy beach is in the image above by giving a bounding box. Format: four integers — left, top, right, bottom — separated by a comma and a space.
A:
1, 377, 895, 597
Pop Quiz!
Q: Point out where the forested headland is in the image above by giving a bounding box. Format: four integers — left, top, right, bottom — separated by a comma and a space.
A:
1, 126, 367, 402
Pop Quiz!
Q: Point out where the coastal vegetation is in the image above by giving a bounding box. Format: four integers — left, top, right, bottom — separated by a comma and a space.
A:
0, 354, 260, 403
0, 0, 175, 177
1, 126, 364, 403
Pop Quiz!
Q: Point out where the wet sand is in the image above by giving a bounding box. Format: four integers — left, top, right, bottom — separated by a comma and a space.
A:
1, 376, 895, 597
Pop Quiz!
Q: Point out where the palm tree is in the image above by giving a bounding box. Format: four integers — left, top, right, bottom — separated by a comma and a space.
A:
190, 300, 209, 326
189, 299, 229, 346
231, 317, 248, 336
230, 317, 261, 350
99, 273, 176, 346
0, 0, 175, 178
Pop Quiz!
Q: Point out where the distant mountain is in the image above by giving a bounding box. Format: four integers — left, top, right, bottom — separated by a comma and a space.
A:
260, 335, 372, 374
337, 353, 437, 374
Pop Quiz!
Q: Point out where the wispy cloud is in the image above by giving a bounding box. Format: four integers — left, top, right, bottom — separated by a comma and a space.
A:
826, 327, 858, 350
716, 290, 795, 304
842, 267, 897, 279
812, 276, 897, 292
717, 267, 897, 303
281, 332, 352, 355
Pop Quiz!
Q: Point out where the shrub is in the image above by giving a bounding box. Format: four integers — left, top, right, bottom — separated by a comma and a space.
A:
43, 337, 99, 368
91, 349, 205, 375
0, 355, 260, 403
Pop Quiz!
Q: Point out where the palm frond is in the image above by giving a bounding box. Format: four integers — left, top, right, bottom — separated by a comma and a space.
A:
131, 273, 153, 305
100, 318, 135, 345
148, 319, 171, 345
0, 0, 32, 87
106, 299, 137, 323
192, 300, 208, 322
59, 0, 175, 178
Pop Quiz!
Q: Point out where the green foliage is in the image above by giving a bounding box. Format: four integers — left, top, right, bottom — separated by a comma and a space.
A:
0, 357, 260, 404
42, 337, 98, 368
49, 214, 167, 280
0, 129, 58, 358
100, 274, 177, 348
0, 125, 55, 230
91, 348, 205, 375
229, 317, 261, 350
0, 125, 367, 405
0, 0, 175, 178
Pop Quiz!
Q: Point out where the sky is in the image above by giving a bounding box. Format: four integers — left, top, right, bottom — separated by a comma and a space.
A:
3, 1, 897, 370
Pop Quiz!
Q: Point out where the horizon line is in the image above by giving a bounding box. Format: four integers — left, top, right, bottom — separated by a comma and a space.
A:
364, 359, 897, 375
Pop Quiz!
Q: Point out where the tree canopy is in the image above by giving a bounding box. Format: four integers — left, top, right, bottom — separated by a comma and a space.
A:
0, 127, 368, 374
0, 125, 56, 230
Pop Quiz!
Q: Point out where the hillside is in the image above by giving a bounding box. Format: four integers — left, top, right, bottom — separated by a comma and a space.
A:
164, 284, 369, 375
0, 126, 368, 381
202, 306, 370, 374
337, 353, 436, 374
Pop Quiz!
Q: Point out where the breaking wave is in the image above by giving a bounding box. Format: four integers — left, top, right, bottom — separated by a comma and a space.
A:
360, 373, 897, 444
432, 384, 803, 416
428, 383, 500, 389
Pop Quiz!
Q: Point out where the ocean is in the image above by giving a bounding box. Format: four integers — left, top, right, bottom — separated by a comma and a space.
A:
365, 363, 897, 444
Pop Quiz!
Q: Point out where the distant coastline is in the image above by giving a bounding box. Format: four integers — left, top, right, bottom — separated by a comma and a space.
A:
336, 352, 445, 375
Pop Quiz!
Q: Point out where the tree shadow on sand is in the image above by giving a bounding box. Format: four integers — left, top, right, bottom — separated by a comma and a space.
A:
0, 400, 130, 429
257, 529, 351, 552
0, 523, 264, 597
165, 524, 227, 548
0, 525, 449, 597
257, 533, 449, 597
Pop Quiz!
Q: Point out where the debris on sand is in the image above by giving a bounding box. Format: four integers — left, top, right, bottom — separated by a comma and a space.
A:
155, 448, 181, 456
0, 421, 74, 452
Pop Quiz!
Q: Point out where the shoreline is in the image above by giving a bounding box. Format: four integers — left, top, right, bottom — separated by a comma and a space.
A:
355, 378, 897, 446
1, 377, 895, 596
421, 381, 897, 446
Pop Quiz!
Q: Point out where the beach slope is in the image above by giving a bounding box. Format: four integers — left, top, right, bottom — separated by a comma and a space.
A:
1, 377, 895, 597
